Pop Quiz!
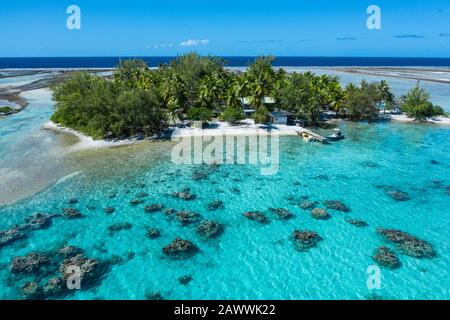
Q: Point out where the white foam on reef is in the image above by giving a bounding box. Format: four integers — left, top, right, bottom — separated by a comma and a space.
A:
42, 121, 137, 151
55, 171, 82, 185
390, 114, 450, 125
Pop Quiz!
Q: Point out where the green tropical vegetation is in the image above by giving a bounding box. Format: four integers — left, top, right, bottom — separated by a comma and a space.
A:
275, 72, 340, 125
50, 53, 444, 139
51, 72, 166, 139
339, 81, 387, 122
186, 107, 213, 121
377, 80, 396, 112
253, 105, 270, 124
0, 106, 14, 114
400, 82, 444, 120
221, 106, 245, 124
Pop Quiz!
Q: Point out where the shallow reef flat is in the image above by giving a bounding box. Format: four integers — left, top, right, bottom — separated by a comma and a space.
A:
0, 72, 449, 300
0, 119, 449, 300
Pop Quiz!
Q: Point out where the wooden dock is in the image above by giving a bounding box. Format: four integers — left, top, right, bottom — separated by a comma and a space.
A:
297, 128, 329, 144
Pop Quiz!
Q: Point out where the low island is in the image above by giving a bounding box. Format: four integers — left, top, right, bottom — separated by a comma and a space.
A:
49, 54, 449, 144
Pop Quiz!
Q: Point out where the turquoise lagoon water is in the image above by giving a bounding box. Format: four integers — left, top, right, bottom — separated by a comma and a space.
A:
0, 75, 449, 300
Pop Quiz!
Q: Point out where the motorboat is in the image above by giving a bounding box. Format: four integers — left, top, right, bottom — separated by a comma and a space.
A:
326, 129, 345, 141
301, 132, 314, 142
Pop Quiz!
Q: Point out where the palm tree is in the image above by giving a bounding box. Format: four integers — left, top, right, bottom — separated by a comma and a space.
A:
246, 56, 277, 109
160, 72, 187, 124
235, 75, 250, 98
338, 83, 357, 118
198, 73, 225, 109
225, 81, 243, 109
248, 79, 266, 109
399, 82, 443, 120
377, 80, 396, 113
309, 74, 342, 109
114, 59, 149, 88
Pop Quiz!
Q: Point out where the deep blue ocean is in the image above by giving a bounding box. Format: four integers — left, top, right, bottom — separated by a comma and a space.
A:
1, 57, 450, 68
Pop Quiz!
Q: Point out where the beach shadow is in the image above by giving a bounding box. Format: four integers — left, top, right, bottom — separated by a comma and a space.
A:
257, 124, 279, 132
205, 123, 219, 129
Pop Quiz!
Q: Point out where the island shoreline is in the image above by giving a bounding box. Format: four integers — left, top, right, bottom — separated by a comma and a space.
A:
43, 113, 450, 152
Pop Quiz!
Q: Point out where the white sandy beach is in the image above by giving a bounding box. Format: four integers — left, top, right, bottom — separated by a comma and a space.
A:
42, 121, 137, 151
43, 119, 305, 151
171, 119, 303, 138
43, 114, 450, 152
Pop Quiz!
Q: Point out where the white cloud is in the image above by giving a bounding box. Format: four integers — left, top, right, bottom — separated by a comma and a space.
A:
147, 43, 174, 50
147, 39, 209, 50
180, 39, 210, 47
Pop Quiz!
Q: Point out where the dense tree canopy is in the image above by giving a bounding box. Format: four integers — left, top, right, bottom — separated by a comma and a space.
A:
222, 106, 245, 124
340, 81, 380, 121
51, 71, 166, 139
275, 72, 336, 125
186, 107, 213, 121
339, 80, 399, 121
114, 59, 150, 89
51, 54, 443, 139
253, 105, 270, 124
400, 83, 444, 120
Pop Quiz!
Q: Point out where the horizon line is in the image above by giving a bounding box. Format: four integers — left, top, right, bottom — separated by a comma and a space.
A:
1, 56, 450, 59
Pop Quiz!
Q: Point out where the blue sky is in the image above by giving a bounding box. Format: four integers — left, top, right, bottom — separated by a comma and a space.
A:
0, 0, 449, 57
